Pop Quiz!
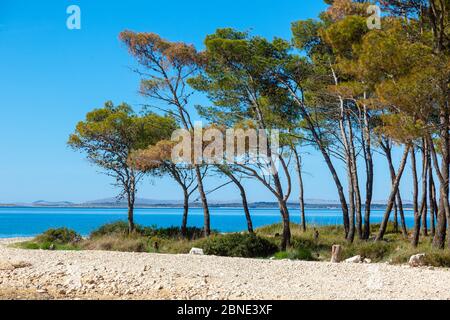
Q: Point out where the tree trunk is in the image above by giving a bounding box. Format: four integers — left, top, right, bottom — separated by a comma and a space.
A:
376, 146, 410, 241
383, 142, 408, 238
280, 200, 291, 251
362, 105, 374, 240
346, 156, 356, 243
429, 131, 449, 249
127, 194, 135, 234
420, 140, 429, 237
411, 147, 421, 247
176, 104, 211, 238
293, 148, 306, 232
181, 188, 189, 237
434, 197, 447, 248
397, 193, 408, 238
429, 164, 437, 236
224, 170, 254, 233
347, 116, 362, 240
289, 92, 349, 235
393, 201, 399, 233
126, 174, 136, 234
194, 166, 211, 237
240, 186, 254, 234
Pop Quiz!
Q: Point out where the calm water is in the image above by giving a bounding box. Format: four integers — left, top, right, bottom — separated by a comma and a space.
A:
0, 206, 417, 238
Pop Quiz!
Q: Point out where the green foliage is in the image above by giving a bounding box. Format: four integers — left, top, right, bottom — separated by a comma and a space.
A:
274, 247, 316, 261
89, 221, 205, 240
323, 15, 368, 57
149, 226, 205, 240
68, 101, 177, 179
203, 233, 278, 258
34, 228, 82, 245
189, 28, 298, 131
89, 221, 132, 237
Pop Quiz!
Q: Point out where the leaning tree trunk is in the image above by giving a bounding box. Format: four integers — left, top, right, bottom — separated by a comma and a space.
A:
397, 192, 408, 238
376, 146, 410, 241
254, 105, 291, 249
384, 144, 408, 238
411, 147, 421, 248
288, 91, 349, 235
223, 170, 254, 233
194, 166, 211, 237
279, 200, 291, 251
393, 201, 399, 233
293, 148, 306, 232
177, 105, 211, 237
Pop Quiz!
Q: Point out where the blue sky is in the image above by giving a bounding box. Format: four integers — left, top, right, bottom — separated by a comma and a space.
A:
0, 0, 413, 203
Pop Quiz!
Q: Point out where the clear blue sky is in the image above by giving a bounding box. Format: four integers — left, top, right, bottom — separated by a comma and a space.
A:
0, 0, 413, 203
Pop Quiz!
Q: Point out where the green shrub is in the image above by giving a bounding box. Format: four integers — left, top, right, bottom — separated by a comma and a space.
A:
34, 228, 82, 245
90, 221, 205, 240
90, 221, 137, 238
274, 247, 316, 261
150, 226, 205, 240
203, 233, 278, 258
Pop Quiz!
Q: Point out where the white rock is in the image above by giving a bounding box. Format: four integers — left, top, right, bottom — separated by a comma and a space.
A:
409, 253, 426, 267
345, 255, 362, 263
364, 258, 372, 264
189, 248, 204, 255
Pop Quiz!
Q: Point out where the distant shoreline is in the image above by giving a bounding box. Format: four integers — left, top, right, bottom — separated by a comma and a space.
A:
0, 204, 414, 210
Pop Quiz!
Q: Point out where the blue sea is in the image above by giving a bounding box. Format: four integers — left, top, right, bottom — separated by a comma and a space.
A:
0, 206, 418, 238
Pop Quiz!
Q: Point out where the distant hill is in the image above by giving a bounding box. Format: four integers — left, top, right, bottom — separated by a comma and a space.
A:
0, 197, 413, 209
32, 200, 75, 207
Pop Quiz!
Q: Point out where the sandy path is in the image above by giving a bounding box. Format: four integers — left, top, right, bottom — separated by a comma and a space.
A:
0, 238, 449, 300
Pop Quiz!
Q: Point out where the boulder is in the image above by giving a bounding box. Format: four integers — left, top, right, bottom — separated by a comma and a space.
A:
189, 248, 204, 255
409, 253, 426, 267
345, 255, 362, 263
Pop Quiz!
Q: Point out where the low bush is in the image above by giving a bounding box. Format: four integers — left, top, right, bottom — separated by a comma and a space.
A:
150, 226, 205, 240
274, 247, 317, 261
89, 221, 205, 240
203, 233, 278, 258
90, 221, 142, 238
34, 228, 82, 245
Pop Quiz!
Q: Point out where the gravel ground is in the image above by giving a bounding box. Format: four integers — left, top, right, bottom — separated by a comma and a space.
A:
1, 238, 450, 300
